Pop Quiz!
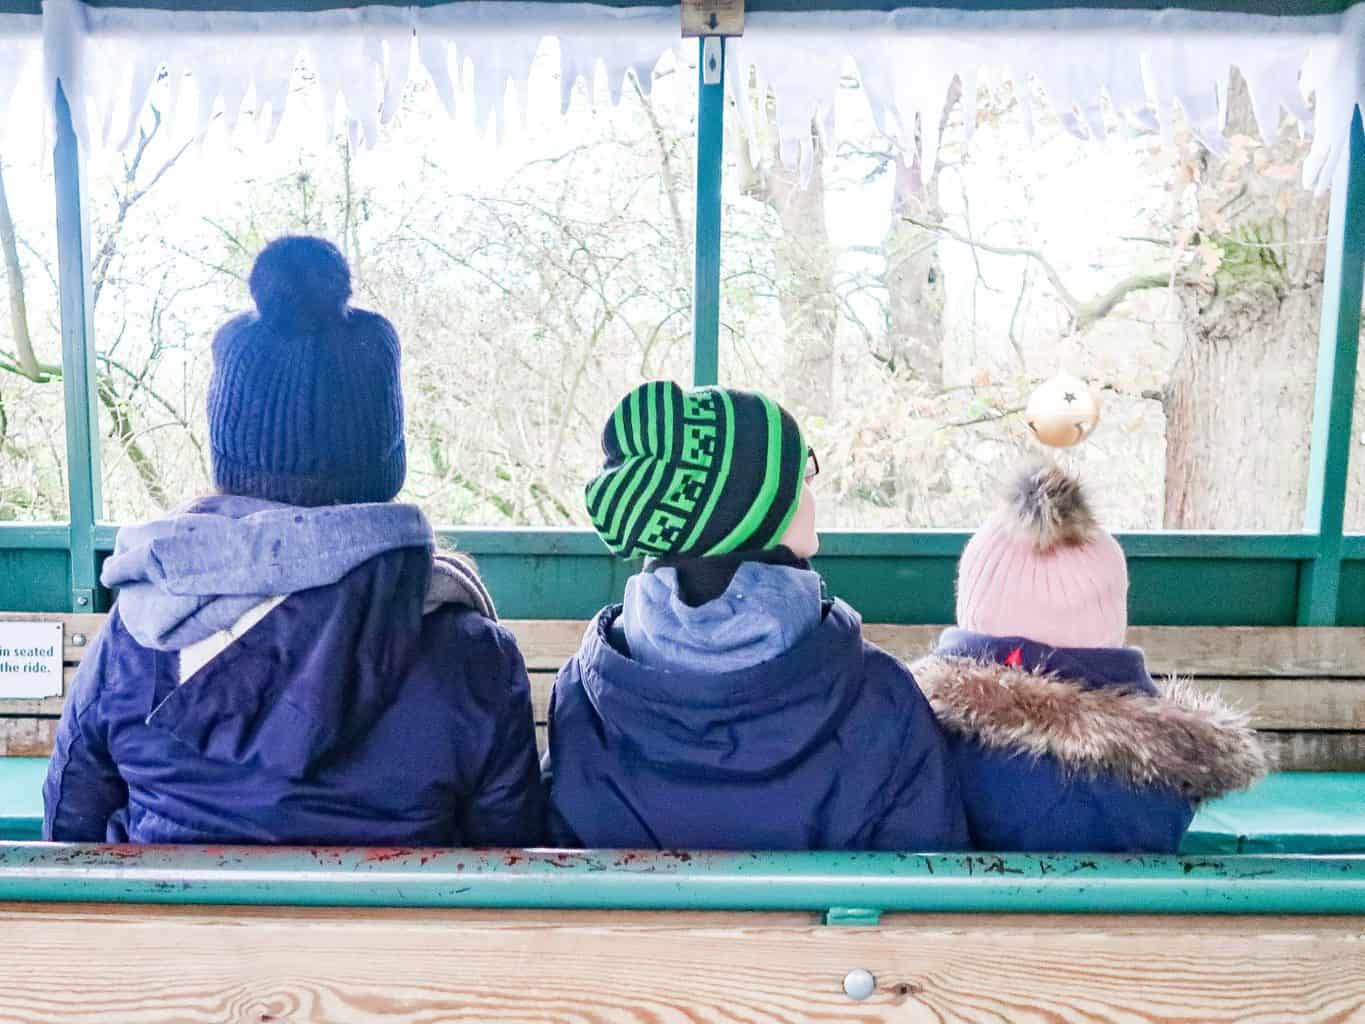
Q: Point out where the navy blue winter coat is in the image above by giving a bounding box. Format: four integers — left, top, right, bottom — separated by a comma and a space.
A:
44, 547, 544, 846
912, 629, 1267, 853
544, 600, 970, 851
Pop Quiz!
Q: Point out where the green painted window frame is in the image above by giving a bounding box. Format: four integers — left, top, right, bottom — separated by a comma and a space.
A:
0, 7, 1361, 623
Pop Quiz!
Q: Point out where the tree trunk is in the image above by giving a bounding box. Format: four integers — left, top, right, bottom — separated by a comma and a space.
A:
1164, 72, 1330, 530
885, 154, 946, 386
0, 160, 39, 382
734, 93, 837, 416
1164, 285, 1322, 528
768, 155, 837, 414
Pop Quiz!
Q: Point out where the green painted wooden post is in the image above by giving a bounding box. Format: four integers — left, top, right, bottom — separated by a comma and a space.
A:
53, 83, 102, 614
1299, 108, 1365, 626
692, 36, 725, 387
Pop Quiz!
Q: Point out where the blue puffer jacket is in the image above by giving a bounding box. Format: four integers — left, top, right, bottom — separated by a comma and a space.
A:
912, 629, 1268, 853
44, 500, 543, 846
545, 600, 970, 851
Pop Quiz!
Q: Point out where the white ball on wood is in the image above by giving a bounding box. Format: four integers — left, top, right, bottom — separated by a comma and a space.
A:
1026, 373, 1101, 448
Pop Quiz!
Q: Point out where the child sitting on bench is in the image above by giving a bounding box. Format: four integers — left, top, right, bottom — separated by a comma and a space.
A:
44, 236, 543, 846
912, 461, 1268, 852
544, 381, 969, 851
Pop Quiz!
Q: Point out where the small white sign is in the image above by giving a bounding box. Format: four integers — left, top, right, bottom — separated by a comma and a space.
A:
0, 621, 63, 700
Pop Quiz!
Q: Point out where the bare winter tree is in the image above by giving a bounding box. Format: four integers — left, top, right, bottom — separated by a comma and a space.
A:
731, 88, 838, 415
1165, 71, 1333, 530
0, 160, 41, 383
0, 108, 197, 515
885, 150, 948, 386
3, 58, 1356, 533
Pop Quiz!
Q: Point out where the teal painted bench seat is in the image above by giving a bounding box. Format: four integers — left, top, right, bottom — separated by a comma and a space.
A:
3, 763, 1362, 852
0, 758, 44, 841
1182, 771, 1365, 853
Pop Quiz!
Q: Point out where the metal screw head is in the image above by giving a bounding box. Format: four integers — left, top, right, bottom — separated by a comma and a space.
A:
72, 633, 87, 647
75, 595, 89, 607
843, 968, 876, 1001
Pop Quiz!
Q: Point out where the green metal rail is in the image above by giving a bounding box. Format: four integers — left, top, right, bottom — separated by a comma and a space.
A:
1301, 108, 1365, 625
0, 844, 1361, 914
0, 1, 1361, 624
692, 35, 724, 388
53, 83, 102, 619
0, 528, 1342, 622
9, 1, 1362, 15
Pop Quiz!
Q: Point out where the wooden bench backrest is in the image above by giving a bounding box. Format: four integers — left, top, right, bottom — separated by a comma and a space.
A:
2, 613, 1363, 768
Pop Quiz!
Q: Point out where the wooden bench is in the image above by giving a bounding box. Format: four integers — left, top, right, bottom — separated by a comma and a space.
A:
0, 845, 1360, 1022
0, 613, 1362, 1021
3, 613, 1364, 770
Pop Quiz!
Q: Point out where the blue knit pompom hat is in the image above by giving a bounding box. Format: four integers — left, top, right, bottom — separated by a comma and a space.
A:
207, 236, 406, 507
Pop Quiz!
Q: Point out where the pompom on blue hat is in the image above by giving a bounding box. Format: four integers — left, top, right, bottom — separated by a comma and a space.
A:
207, 236, 406, 507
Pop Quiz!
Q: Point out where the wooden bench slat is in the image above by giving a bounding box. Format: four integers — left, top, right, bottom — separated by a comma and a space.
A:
530, 622, 1365, 679
0, 719, 57, 758
1190, 678, 1365, 731
24, 669, 1360, 735
524, 674, 1365, 732
0, 905, 1359, 1023
863, 624, 1365, 679
5, 612, 1364, 770
0, 613, 106, 664
0, 719, 549, 760
9, 720, 1363, 771
1261, 732, 1365, 773
8, 614, 1364, 679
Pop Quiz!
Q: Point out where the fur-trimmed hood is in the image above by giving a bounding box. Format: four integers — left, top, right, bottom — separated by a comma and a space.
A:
912, 633, 1269, 802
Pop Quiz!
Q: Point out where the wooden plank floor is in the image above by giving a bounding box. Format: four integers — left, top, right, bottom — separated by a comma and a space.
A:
0, 905, 1360, 1022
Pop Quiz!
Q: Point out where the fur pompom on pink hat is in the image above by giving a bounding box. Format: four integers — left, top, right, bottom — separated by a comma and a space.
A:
956, 462, 1128, 650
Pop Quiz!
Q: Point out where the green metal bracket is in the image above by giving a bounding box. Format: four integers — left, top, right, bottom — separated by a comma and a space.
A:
1299, 108, 1365, 626
824, 906, 883, 926
53, 82, 102, 615
692, 35, 724, 387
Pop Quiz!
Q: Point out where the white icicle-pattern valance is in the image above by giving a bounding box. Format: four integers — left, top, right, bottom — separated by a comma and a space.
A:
2, 0, 1364, 189
728, 6, 1365, 190
38, 0, 679, 150
0, 13, 42, 147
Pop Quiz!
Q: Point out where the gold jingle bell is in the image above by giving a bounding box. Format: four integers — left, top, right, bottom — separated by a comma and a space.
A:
1026, 374, 1100, 448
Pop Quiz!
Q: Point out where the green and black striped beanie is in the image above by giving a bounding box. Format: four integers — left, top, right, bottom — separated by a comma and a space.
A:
586, 382, 806, 560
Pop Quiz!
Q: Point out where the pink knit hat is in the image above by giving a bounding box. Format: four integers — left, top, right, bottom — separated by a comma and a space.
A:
956, 462, 1128, 650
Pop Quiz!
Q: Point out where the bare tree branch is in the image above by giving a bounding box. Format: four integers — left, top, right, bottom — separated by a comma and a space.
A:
940, 405, 1024, 430
97, 377, 170, 508
97, 352, 207, 471
0, 160, 42, 382
903, 214, 1170, 332
91, 108, 197, 312
1007, 261, 1029, 369
0, 352, 60, 378
904, 214, 1083, 309
630, 73, 688, 253
1077, 272, 1171, 328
